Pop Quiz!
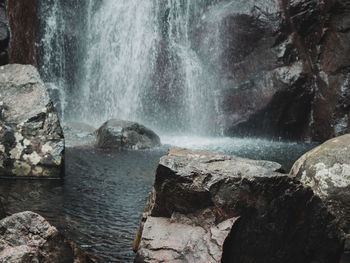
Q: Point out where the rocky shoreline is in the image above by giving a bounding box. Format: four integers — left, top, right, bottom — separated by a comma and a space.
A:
0, 0, 349, 262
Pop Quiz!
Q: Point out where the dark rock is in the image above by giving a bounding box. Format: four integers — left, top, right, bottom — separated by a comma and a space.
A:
134, 148, 343, 263
0, 211, 92, 263
96, 119, 160, 150
0, 200, 4, 219
0, 64, 64, 178
0, 0, 8, 66
187, 0, 349, 141
291, 134, 350, 252
6, 0, 36, 65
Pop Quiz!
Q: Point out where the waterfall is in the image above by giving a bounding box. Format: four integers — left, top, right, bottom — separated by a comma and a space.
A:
37, 0, 225, 135
36, 0, 67, 119
79, 0, 159, 125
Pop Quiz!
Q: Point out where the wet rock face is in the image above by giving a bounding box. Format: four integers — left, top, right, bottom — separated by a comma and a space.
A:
0, 211, 92, 263
291, 134, 350, 251
0, 64, 64, 178
96, 119, 160, 150
311, 0, 350, 141
6, 0, 36, 65
134, 148, 343, 263
202, 0, 349, 141
0, 0, 8, 66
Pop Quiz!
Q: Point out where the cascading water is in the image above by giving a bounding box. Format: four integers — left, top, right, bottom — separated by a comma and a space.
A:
36, 1, 67, 119
37, 0, 226, 135
79, 0, 159, 125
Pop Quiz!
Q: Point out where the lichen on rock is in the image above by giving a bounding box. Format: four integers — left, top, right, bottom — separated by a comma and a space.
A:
291, 133, 350, 253
0, 64, 64, 178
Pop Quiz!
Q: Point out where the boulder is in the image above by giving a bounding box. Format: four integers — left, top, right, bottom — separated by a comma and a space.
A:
0, 64, 64, 178
63, 122, 96, 148
0, 211, 91, 263
96, 119, 160, 150
291, 134, 350, 250
134, 148, 343, 263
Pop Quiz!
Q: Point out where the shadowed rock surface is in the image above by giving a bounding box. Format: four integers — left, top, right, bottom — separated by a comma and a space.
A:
0, 200, 4, 219
0, 211, 92, 263
6, 0, 36, 65
291, 133, 350, 252
96, 119, 160, 150
0, 64, 64, 178
0, 0, 8, 66
134, 148, 343, 263
216, 0, 350, 141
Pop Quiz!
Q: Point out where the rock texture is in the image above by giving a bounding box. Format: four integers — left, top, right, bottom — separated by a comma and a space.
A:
96, 119, 160, 150
0, 211, 92, 263
0, 64, 64, 177
6, 0, 36, 65
291, 134, 350, 251
0, 0, 8, 66
148, 0, 350, 141
134, 148, 343, 263
0, 200, 4, 219
215, 0, 350, 141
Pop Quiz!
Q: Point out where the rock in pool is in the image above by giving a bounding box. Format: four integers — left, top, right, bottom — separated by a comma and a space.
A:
96, 119, 160, 150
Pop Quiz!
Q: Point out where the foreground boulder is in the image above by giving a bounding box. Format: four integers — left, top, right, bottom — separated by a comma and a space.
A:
291, 134, 350, 252
0, 64, 64, 177
134, 148, 343, 263
96, 119, 160, 150
0, 211, 91, 263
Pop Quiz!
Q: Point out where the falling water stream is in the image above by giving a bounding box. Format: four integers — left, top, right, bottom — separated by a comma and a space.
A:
0, 0, 320, 262
37, 0, 227, 134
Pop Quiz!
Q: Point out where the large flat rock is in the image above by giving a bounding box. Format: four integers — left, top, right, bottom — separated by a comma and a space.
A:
134, 148, 343, 263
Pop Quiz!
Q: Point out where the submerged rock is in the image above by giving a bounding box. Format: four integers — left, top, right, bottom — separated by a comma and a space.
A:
63, 122, 96, 148
96, 119, 160, 150
134, 148, 343, 263
0, 64, 64, 178
0, 211, 91, 263
291, 134, 350, 251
